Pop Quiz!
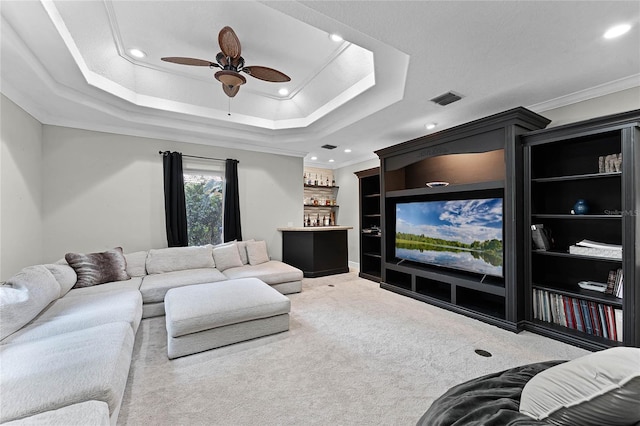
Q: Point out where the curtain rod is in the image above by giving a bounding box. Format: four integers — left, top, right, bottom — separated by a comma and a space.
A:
158, 151, 235, 163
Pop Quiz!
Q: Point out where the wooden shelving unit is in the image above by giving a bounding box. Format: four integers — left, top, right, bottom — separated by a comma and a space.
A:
374, 107, 552, 331
522, 109, 639, 350
355, 167, 381, 282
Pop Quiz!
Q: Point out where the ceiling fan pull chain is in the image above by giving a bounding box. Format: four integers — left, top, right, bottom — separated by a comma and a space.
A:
228, 96, 231, 116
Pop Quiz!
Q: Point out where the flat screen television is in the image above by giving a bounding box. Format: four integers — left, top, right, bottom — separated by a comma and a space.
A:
395, 198, 503, 277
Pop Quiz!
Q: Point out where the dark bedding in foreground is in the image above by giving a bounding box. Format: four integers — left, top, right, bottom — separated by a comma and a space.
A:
416, 360, 565, 426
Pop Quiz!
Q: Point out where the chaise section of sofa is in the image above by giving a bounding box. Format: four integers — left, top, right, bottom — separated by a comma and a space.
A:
0, 322, 135, 424
223, 260, 302, 294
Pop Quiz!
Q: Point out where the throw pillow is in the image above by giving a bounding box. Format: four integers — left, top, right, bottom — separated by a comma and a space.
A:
212, 243, 243, 271
0, 265, 61, 340
236, 239, 255, 265
519, 346, 640, 425
124, 250, 148, 277
65, 247, 130, 288
145, 245, 215, 274
246, 240, 269, 266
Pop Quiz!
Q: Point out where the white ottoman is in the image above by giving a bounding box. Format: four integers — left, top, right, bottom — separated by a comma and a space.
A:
164, 278, 290, 359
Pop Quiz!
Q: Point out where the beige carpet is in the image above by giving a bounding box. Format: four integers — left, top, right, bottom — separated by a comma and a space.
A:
118, 272, 588, 425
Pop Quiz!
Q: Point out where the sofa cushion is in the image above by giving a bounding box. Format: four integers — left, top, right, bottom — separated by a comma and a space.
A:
139, 268, 227, 304
62, 277, 143, 298
124, 250, 148, 277
65, 247, 130, 288
0, 322, 134, 423
246, 240, 270, 265
223, 260, 303, 285
2, 401, 110, 426
0, 265, 60, 341
2, 289, 142, 344
43, 263, 77, 297
213, 243, 243, 271
520, 347, 640, 425
145, 245, 214, 274
236, 239, 254, 265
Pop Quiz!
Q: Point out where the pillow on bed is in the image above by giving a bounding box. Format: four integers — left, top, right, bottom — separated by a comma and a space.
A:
65, 247, 130, 288
519, 347, 640, 425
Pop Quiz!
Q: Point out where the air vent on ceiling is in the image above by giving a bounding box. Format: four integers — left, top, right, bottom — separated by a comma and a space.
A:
321, 144, 337, 150
430, 91, 462, 106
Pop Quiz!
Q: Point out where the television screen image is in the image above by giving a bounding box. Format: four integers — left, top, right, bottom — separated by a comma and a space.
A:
395, 198, 503, 277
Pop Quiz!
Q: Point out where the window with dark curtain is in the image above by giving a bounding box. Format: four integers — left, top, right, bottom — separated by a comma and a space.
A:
223, 158, 242, 242
162, 151, 189, 247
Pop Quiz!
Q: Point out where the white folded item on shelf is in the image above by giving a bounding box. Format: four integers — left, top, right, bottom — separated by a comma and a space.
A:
569, 245, 622, 259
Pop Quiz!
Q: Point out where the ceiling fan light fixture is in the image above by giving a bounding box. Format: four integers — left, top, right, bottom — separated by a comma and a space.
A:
215, 70, 246, 88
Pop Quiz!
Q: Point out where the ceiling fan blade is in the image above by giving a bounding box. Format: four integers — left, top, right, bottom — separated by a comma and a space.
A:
242, 66, 290, 82
161, 57, 213, 66
218, 26, 241, 59
222, 83, 240, 98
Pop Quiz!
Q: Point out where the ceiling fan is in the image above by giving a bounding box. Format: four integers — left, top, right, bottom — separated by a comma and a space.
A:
161, 26, 290, 98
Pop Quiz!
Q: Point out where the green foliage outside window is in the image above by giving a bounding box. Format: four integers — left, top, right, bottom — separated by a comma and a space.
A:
184, 175, 223, 246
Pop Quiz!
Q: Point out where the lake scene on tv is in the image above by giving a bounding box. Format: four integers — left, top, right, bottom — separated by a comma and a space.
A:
395, 198, 503, 277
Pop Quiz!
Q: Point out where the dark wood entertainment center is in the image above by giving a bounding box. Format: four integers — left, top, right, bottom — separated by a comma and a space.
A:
371, 107, 639, 349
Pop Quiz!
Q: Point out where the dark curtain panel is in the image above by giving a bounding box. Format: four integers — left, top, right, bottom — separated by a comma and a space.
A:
162, 151, 188, 247
223, 158, 242, 242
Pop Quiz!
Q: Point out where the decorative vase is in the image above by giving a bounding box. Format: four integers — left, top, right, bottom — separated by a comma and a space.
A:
572, 199, 589, 215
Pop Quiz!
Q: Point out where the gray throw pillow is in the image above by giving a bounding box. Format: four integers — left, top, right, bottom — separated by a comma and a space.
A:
246, 240, 270, 266
236, 239, 255, 265
213, 243, 243, 271
65, 247, 130, 288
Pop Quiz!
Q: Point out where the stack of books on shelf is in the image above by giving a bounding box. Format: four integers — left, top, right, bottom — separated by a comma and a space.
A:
606, 268, 624, 299
533, 288, 623, 342
569, 239, 622, 260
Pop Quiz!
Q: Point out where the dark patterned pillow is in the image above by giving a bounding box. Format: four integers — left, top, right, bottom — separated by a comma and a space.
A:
65, 247, 130, 288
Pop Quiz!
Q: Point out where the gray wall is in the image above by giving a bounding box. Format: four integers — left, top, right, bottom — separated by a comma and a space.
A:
542, 87, 639, 127
1, 93, 302, 279
40, 126, 303, 264
1, 95, 44, 280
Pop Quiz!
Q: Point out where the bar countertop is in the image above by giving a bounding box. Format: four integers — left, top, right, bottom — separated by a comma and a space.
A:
277, 226, 353, 232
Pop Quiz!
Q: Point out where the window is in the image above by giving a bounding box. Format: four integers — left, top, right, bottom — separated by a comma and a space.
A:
183, 159, 224, 246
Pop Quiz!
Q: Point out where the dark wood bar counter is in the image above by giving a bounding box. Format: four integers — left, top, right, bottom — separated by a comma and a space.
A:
277, 226, 353, 278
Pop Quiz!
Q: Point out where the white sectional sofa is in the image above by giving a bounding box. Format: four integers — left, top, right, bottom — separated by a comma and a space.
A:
0, 240, 302, 425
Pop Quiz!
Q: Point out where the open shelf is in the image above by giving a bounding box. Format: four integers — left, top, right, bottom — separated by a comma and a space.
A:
356, 168, 382, 283
523, 110, 639, 348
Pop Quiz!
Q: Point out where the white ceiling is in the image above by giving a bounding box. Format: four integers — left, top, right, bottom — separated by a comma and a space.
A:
1, 1, 639, 169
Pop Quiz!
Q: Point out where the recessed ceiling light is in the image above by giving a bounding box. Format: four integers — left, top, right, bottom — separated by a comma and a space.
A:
329, 159, 335, 163
425, 123, 437, 130
311, 156, 318, 161
128, 48, 146, 58
278, 88, 289, 96
604, 24, 631, 39
330, 34, 343, 42
344, 148, 352, 153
